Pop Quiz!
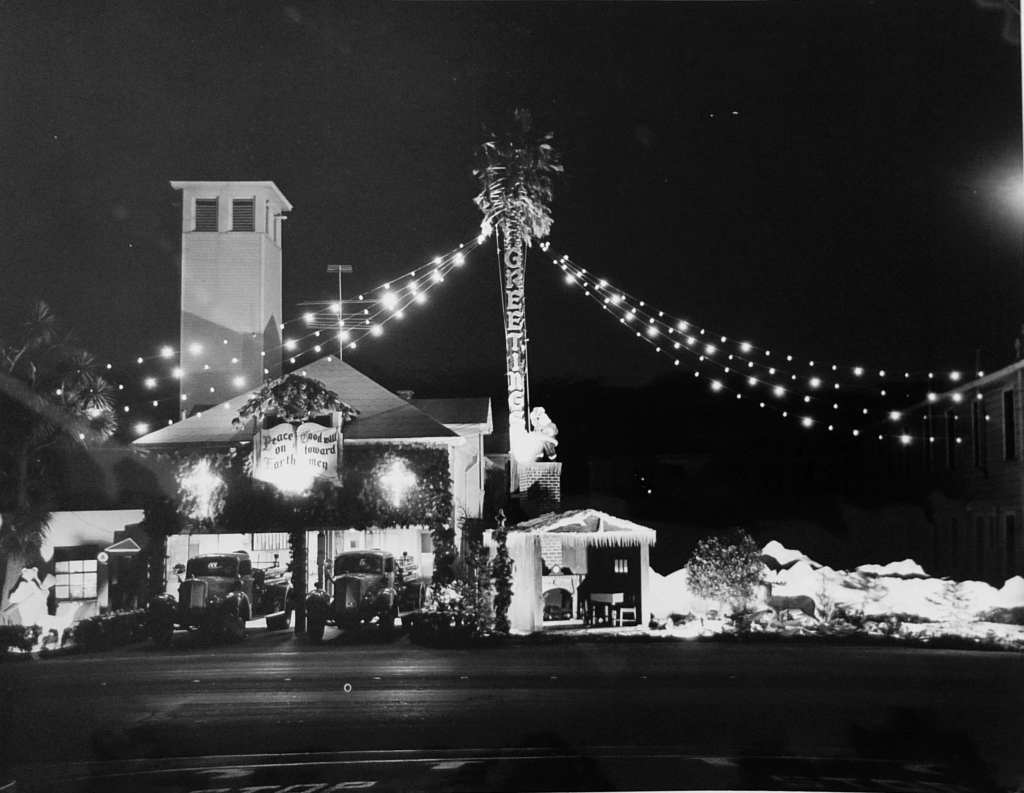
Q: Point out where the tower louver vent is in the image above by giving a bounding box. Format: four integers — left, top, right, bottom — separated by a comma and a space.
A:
195, 199, 218, 231
232, 199, 255, 231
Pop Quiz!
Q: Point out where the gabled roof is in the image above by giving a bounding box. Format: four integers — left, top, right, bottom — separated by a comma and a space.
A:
134, 357, 460, 449
511, 509, 657, 548
411, 398, 492, 436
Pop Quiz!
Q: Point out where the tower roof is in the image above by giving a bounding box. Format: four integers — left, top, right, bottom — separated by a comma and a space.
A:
170, 180, 293, 211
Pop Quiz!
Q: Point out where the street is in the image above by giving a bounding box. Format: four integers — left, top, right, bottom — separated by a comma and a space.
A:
2, 629, 1023, 792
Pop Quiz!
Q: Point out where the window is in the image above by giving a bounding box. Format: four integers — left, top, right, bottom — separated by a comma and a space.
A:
195, 199, 218, 231
232, 199, 255, 231
1004, 390, 1016, 460
420, 531, 434, 554
946, 410, 957, 470
614, 558, 629, 574
53, 546, 99, 600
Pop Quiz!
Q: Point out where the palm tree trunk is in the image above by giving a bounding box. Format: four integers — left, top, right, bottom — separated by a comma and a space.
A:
497, 216, 530, 478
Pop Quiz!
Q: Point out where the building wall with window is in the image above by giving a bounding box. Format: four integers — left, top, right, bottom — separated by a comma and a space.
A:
900, 363, 1024, 583
170, 180, 291, 413
0, 510, 145, 628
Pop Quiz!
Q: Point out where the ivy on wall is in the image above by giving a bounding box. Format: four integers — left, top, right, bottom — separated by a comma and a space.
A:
141, 443, 456, 584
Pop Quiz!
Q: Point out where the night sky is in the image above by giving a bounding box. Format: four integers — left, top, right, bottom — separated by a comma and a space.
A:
3, 1, 1022, 418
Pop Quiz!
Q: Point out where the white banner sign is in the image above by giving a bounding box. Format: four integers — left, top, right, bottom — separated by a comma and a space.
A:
255, 421, 340, 487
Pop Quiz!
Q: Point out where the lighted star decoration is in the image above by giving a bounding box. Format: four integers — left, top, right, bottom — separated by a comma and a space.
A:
178, 458, 226, 523
379, 459, 416, 508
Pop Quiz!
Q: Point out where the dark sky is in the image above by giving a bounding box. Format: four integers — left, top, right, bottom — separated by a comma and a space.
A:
3, 1, 1022, 419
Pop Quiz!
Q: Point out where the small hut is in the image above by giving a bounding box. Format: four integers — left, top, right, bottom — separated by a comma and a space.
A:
487, 509, 657, 633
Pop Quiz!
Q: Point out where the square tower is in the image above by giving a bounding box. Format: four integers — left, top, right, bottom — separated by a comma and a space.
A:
170, 181, 292, 414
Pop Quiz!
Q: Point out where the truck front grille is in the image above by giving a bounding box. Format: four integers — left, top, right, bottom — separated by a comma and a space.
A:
182, 580, 207, 609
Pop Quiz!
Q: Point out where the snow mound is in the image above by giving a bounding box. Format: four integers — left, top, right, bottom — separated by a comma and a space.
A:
761, 540, 816, 569
648, 567, 717, 619
997, 576, 1024, 608
855, 559, 928, 578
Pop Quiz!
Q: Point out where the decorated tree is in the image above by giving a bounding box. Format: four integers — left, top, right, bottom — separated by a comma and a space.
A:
474, 108, 562, 464
684, 529, 764, 615
0, 301, 117, 596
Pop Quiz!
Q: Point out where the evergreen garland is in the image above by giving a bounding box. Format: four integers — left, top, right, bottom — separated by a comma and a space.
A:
491, 509, 513, 634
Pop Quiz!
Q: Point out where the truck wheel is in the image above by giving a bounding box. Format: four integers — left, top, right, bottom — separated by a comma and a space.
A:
307, 620, 325, 643
224, 612, 247, 643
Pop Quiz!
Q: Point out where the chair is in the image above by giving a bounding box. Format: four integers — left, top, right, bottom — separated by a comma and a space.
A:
616, 604, 638, 626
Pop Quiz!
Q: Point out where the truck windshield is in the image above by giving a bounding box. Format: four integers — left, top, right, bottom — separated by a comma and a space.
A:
187, 557, 238, 578
334, 554, 383, 575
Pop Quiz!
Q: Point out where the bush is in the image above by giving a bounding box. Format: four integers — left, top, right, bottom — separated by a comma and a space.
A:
685, 529, 764, 615
0, 624, 42, 653
408, 580, 493, 646
70, 609, 148, 651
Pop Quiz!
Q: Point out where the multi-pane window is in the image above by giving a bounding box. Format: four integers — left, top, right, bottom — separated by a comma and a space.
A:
420, 530, 434, 554
1004, 390, 1016, 460
195, 199, 218, 231
53, 546, 99, 600
613, 558, 629, 574
232, 199, 255, 231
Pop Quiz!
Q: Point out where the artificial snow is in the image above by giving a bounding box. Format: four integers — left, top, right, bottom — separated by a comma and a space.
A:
646, 539, 1024, 649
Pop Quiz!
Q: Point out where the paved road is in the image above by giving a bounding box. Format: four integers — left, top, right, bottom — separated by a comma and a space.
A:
3, 628, 1023, 792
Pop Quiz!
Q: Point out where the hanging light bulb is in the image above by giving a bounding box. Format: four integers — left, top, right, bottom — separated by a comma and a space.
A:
888, 410, 902, 422
899, 434, 912, 446
144, 377, 157, 389
330, 303, 340, 313
188, 342, 203, 355
740, 342, 752, 353
285, 339, 297, 351
801, 417, 813, 428
453, 252, 465, 266
303, 312, 314, 325
809, 377, 821, 389
381, 291, 399, 311
773, 385, 785, 398
160, 346, 174, 359
371, 325, 383, 337
710, 380, 723, 392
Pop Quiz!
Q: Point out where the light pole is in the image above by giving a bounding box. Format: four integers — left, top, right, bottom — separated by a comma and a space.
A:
326, 264, 353, 359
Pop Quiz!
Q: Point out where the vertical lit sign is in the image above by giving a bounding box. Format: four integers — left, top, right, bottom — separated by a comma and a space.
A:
504, 230, 528, 462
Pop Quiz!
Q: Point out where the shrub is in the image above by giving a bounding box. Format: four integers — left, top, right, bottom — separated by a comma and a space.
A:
409, 580, 492, 646
685, 529, 764, 614
0, 624, 42, 653
70, 609, 148, 651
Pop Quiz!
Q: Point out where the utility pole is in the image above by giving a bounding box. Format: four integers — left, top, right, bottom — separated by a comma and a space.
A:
326, 264, 353, 359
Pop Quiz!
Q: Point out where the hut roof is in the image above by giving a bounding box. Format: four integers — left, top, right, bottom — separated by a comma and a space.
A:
511, 509, 656, 548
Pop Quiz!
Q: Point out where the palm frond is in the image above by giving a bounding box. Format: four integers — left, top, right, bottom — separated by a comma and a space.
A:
474, 109, 562, 244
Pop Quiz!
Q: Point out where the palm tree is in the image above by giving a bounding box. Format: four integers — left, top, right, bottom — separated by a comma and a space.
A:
474, 108, 562, 465
0, 301, 117, 596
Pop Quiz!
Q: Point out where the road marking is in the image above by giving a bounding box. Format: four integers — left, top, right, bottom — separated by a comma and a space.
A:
431, 761, 469, 770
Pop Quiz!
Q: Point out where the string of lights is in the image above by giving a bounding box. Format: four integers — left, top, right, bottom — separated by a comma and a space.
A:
544, 244, 979, 444
541, 243, 979, 393
92, 236, 485, 434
